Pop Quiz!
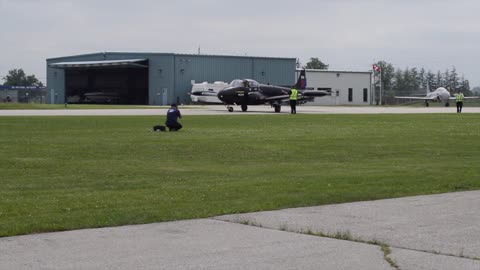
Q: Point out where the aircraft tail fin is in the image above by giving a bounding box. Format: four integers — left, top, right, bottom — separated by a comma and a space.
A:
295, 69, 307, 90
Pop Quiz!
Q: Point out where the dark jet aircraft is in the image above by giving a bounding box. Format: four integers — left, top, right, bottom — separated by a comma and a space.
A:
217, 70, 330, 112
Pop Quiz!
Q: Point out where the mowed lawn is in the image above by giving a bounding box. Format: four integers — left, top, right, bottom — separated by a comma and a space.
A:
1, 114, 479, 237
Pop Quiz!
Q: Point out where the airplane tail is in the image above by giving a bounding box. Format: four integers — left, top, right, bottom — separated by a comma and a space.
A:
295, 69, 307, 90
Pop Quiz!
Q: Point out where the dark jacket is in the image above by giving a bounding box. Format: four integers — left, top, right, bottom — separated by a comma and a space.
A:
166, 108, 181, 125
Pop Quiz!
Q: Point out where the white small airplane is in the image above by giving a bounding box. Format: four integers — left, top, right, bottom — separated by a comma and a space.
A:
189, 81, 228, 104
395, 87, 478, 107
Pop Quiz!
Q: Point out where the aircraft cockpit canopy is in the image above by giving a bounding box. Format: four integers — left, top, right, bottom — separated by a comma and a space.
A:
229, 79, 259, 88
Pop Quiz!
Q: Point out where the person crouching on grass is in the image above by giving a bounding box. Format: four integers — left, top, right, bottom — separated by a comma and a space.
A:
166, 104, 182, 131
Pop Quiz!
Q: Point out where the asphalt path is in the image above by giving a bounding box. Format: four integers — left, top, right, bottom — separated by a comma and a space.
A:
218, 190, 480, 270
0, 219, 392, 270
1, 105, 480, 116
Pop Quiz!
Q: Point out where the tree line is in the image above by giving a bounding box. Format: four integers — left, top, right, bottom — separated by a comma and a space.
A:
298, 58, 474, 97
374, 61, 472, 97
2, 68, 44, 87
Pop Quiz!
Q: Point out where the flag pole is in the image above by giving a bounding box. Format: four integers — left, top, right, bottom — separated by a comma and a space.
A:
379, 70, 383, 105
371, 62, 375, 105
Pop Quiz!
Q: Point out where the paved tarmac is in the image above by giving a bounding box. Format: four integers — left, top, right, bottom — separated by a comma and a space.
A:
1, 191, 480, 269
217, 190, 480, 269
0, 219, 392, 270
1, 104, 480, 116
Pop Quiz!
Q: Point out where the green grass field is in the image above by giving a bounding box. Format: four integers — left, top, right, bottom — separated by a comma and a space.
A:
1, 114, 479, 237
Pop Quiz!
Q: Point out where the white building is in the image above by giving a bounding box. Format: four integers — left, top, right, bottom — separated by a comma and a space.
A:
296, 69, 373, 105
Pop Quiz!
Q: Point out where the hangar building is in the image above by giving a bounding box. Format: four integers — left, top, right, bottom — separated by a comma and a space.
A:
46, 52, 296, 105
296, 69, 373, 105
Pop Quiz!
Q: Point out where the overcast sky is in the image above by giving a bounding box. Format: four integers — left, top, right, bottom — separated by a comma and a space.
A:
1, 0, 479, 86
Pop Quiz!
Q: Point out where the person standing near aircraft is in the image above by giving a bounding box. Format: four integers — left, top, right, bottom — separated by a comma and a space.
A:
454, 90, 464, 113
165, 104, 182, 131
289, 87, 298, 114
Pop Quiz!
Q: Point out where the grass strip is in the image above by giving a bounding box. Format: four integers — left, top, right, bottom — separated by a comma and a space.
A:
0, 114, 479, 236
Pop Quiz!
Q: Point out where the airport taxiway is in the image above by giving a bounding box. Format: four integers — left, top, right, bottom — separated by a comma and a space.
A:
1, 104, 480, 116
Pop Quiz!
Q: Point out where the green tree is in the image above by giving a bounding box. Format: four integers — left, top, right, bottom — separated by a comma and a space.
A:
417, 68, 426, 91
457, 76, 472, 95
303, 58, 329, 69
393, 70, 405, 95
472, 86, 480, 95
383, 64, 471, 97
391, 67, 416, 96
375, 61, 395, 92
409, 67, 419, 93
448, 66, 459, 90
435, 71, 443, 89
2, 68, 44, 87
425, 71, 436, 91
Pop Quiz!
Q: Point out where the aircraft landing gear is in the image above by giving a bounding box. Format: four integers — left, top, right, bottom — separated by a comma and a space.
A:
227, 106, 234, 112
274, 104, 281, 113
425, 100, 429, 107
445, 102, 450, 107
241, 104, 248, 112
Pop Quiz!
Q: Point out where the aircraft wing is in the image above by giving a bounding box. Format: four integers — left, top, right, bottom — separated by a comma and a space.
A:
301, 90, 330, 97
264, 90, 329, 103
264, 94, 290, 101
394, 96, 432, 100
447, 96, 480, 100
396, 96, 479, 100
190, 91, 218, 96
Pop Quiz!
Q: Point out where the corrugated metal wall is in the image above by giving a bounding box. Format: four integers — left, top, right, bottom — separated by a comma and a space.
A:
252, 58, 294, 86
173, 55, 295, 104
46, 52, 296, 105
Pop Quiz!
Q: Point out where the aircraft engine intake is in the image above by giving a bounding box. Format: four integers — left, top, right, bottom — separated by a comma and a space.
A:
248, 91, 262, 101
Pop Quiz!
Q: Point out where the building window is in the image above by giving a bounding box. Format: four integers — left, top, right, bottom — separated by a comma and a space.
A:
363, 88, 368, 102
348, 88, 353, 102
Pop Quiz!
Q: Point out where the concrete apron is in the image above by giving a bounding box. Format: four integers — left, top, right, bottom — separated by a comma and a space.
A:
217, 190, 480, 270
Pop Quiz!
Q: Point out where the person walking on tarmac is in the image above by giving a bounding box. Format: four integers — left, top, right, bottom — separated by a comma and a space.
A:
165, 104, 182, 131
289, 87, 298, 114
454, 90, 464, 113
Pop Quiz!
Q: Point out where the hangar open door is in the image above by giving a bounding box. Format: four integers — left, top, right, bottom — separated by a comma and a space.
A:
50, 59, 149, 105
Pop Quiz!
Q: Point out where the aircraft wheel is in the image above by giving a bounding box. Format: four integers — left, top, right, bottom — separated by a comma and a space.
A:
228, 107, 234, 112
241, 104, 248, 112
445, 102, 450, 107
425, 101, 429, 107
274, 105, 281, 113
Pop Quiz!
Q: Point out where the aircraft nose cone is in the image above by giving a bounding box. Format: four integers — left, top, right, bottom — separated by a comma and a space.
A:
217, 89, 225, 98
217, 88, 230, 100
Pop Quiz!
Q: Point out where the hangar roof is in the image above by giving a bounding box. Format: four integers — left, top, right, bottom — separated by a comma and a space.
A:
48, 59, 148, 69
297, 68, 371, 74
46, 52, 295, 62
